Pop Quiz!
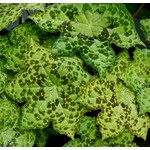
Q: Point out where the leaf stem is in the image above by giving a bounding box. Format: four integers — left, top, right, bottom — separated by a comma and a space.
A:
132, 3, 145, 18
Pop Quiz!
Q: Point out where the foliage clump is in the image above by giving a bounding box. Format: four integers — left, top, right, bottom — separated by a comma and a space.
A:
0, 3, 150, 147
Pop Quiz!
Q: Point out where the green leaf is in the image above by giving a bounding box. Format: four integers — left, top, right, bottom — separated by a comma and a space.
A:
78, 50, 131, 110
29, 3, 144, 47
35, 125, 58, 147
0, 71, 7, 94
5, 39, 91, 139
96, 82, 150, 140
3, 45, 26, 72
136, 87, 150, 114
76, 116, 100, 143
3, 21, 58, 72
64, 116, 100, 147
0, 98, 35, 147
0, 3, 45, 31
0, 100, 19, 132
0, 35, 11, 54
30, 4, 143, 77
120, 47, 150, 92
0, 133, 3, 146
77, 35, 116, 77
1, 128, 36, 147
93, 129, 137, 147
64, 116, 137, 147
8, 21, 47, 46
78, 49, 150, 140
140, 19, 150, 42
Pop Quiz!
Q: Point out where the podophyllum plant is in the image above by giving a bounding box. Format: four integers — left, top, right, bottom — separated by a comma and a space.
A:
0, 3, 150, 147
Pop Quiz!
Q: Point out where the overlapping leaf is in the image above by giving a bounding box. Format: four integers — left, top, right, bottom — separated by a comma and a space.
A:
5, 39, 91, 138
93, 129, 137, 147
78, 50, 150, 140
8, 21, 49, 46
2, 21, 58, 72
0, 3, 45, 31
97, 83, 150, 140
1, 128, 36, 147
120, 47, 150, 114
120, 47, 150, 92
64, 116, 101, 147
64, 116, 137, 147
0, 98, 36, 147
29, 3, 143, 48
29, 3, 143, 77
78, 50, 131, 110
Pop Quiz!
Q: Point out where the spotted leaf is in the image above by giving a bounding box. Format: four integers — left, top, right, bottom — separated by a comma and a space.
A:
3, 21, 58, 72
136, 88, 150, 114
29, 3, 144, 47
78, 49, 150, 140
93, 129, 137, 147
140, 19, 150, 42
1, 128, 36, 147
64, 116, 100, 147
0, 100, 19, 132
78, 50, 131, 110
0, 3, 45, 31
64, 116, 137, 147
0, 71, 7, 94
30, 4, 143, 77
120, 47, 150, 93
97, 82, 150, 140
5, 39, 91, 139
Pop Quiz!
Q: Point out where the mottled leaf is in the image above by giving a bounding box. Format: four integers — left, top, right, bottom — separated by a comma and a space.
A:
0, 3, 45, 31
76, 116, 100, 143
97, 82, 150, 140
64, 116, 100, 147
5, 39, 91, 138
0, 100, 19, 132
30, 3, 144, 47
4, 21, 58, 72
77, 35, 116, 77
64, 116, 137, 147
140, 19, 150, 42
0, 35, 11, 54
93, 129, 137, 147
30, 3, 143, 77
0, 71, 7, 94
136, 88, 150, 114
120, 47, 150, 92
1, 128, 36, 147
78, 50, 131, 110
8, 21, 48, 46
78, 49, 150, 140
